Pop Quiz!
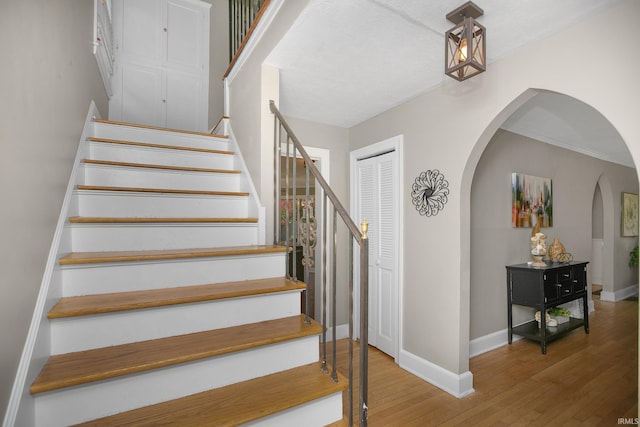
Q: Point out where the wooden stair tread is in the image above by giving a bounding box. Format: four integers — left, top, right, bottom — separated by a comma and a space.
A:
93, 119, 228, 139
87, 136, 233, 155
75, 363, 347, 427
76, 184, 249, 197
68, 216, 258, 224
48, 277, 305, 318
31, 315, 321, 394
325, 417, 350, 427
59, 245, 286, 265
83, 158, 241, 174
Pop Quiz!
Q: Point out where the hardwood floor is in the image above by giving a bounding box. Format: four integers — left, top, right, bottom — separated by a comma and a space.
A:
332, 297, 638, 426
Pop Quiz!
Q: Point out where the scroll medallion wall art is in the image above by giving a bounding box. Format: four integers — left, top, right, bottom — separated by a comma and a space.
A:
411, 170, 450, 216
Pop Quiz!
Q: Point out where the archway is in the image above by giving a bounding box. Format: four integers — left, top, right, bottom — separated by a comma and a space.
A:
463, 88, 638, 359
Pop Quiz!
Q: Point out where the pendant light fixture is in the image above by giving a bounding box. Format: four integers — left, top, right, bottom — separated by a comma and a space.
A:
445, 1, 486, 81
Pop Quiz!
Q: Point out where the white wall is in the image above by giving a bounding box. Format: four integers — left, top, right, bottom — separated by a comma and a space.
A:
0, 0, 108, 419
348, 0, 640, 385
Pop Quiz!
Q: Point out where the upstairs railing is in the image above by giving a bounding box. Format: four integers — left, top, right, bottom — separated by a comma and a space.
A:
229, 0, 268, 62
270, 101, 369, 427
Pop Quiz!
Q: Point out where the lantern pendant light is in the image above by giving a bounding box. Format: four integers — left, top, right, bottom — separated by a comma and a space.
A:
445, 1, 486, 81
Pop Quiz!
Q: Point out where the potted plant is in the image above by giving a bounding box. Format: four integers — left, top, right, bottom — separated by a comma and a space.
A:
629, 246, 639, 268
548, 307, 571, 324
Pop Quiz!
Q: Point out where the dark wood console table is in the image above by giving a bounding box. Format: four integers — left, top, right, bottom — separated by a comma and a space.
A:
506, 261, 589, 354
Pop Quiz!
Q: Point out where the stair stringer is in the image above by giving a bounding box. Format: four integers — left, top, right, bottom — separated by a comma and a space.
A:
2, 101, 101, 427
227, 121, 267, 245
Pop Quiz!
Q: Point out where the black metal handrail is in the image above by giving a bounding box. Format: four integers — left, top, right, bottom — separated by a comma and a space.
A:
229, 0, 268, 62
270, 100, 369, 427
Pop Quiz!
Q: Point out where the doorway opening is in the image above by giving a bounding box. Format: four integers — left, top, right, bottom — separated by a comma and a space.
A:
592, 181, 604, 299
279, 146, 330, 321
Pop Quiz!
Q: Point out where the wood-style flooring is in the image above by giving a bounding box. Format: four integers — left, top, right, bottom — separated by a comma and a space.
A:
332, 296, 638, 426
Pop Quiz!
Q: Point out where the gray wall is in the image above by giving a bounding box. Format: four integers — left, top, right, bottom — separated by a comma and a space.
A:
470, 129, 638, 340
0, 0, 108, 419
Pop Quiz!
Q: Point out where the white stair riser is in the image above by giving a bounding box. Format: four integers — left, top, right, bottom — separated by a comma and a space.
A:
90, 122, 231, 152
34, 337, 320, 427
70, 223, 258, 251
243, 393, 344, 427
61, 253, 286, 296
74, 191, 250, 218
81, 164, 243, 192
50, 291, 303, 354
88, 141, 236, 170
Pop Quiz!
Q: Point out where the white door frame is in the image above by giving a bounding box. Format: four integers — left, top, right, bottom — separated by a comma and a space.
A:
350, 135, 403, 361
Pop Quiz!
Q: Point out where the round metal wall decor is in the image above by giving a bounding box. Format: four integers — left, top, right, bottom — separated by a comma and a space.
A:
411, 169, 450, 217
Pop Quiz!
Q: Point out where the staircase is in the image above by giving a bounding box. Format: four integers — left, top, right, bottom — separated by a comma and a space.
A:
22, 118, 347, 426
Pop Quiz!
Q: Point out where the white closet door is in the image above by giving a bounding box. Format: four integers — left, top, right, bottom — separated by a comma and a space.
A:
110, 0, 209, 131
117, 0, 163, 65
357, 160, 377, 347
166, 0, 205, 70
119, 63, 164, 127
357, 152, 397, 358
165, 70, 203, 131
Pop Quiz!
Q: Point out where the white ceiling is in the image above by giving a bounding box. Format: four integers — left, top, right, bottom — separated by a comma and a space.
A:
501, 92, 634, 168
265, 0, 633, 168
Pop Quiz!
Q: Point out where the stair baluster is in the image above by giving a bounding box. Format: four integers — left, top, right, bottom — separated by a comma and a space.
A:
271, 100, 369, 427
303, 162, 312, 325
322, 191, 328, 374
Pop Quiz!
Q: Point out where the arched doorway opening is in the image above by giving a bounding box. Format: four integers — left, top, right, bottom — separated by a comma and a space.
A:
464, 89, 638, 359
592, 180, 605, 298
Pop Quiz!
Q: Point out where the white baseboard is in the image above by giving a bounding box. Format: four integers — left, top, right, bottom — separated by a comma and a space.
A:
325, 323, 350, 341
469, 328, 524, 358
470, 329, 507, 358
600, 284, 639, 302
399, 350, 474, 398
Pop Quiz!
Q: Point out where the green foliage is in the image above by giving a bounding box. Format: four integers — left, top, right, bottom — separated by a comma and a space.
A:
630, 246, 639, 268
548, 307, 571, 317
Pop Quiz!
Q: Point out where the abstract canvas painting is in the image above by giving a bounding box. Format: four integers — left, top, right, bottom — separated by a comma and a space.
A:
511, 173, 553, 228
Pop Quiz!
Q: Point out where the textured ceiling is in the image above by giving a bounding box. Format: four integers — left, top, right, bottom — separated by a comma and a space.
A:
265, 0, 632, 167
